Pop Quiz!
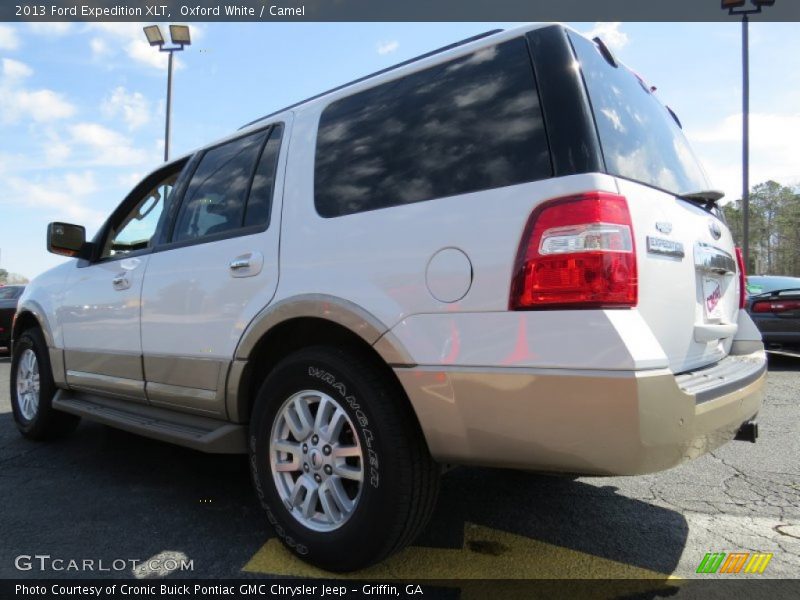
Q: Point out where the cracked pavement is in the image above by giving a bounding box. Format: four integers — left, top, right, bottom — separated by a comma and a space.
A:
0, 353, 797, 581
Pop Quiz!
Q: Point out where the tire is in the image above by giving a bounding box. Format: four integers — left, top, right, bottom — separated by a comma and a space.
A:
249, 345, 440, 572
10, 328, 80, 440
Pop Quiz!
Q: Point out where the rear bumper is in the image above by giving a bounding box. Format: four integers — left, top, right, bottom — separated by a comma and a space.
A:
395, 348, 765, 476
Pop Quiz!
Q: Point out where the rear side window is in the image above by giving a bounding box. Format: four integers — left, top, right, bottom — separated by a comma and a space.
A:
244, 124, 283, 228
568, 31, 711, 197
314, 37, 551, 218
172, 130, 267, 243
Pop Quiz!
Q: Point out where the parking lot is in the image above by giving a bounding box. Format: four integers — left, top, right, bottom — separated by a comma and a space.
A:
0, 354, 798, 584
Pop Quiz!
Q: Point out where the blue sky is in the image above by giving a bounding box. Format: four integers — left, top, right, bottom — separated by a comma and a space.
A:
1, 21, 798, 278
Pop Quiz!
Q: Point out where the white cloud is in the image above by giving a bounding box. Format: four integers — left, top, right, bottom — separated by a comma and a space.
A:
70, 122, 126, 147
0, 58, 76, 124
0, 87, 76, 123
2, 58, 32, 80
4, 171, 104, 225
69, 121, 151, 165
102, 86, 151, 130
690, 112, 800, 201
28, 23, 73, 36
125, 38, 171, 70
86, 23, 198, 71
377, 40, 399, 55
19, 89, 76, 121
0, 24, 20, 50
581, 22, 629, 52
117, 172, 144, 188
42, 129, 72, 164
89, 37, 109, 57
86, 24, 168, 69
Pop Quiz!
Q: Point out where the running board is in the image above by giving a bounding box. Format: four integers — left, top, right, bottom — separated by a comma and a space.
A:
53, 390, 247, 454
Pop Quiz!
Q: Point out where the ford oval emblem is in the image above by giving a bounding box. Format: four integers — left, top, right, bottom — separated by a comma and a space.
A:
709, 219, 722, 240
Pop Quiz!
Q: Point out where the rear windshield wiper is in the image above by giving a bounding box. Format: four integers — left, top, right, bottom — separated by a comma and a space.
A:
679, 189, 725, 213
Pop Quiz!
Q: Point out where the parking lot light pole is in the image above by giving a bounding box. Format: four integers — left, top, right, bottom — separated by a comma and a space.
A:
721, 0, 775, 271
143, 25, 192, 162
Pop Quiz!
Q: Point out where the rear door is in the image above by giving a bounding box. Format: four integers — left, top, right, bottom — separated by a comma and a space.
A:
567, 29, 740, 373
140, 119, 289, 417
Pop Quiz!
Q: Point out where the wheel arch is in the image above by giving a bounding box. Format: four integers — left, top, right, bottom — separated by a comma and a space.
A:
227, 295, 415, 425
12, 304, 54, 350
12, 303, 67, 387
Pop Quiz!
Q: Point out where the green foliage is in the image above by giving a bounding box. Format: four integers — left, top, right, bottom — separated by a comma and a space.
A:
722, 181, 800, 276
0, 269, 29, 285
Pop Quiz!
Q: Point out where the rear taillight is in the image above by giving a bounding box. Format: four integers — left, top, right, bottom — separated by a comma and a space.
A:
735, 247, 747, 309
510, 192, 637, 310
752, 299, 800, 314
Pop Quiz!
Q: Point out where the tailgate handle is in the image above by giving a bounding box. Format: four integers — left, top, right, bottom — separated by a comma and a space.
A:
694, 323, 737, 343
694, 243, 736, 275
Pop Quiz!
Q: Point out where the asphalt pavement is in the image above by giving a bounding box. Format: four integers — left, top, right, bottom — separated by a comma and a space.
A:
0, 353, 798, 587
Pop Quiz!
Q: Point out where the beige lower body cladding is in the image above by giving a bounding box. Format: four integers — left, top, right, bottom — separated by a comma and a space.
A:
395, 354, 764, 476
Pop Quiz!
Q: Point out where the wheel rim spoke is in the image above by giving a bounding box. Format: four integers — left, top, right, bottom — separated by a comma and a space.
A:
319, 481, 344, 524
333, 444, 361, 458
285, 396, 315, 440
333, 463, 363, 482
299, 483, 319, 519
273, 440, 301, 471
327, 477, 355, 514
322, 409, 347, 443
313, 396, 335, 434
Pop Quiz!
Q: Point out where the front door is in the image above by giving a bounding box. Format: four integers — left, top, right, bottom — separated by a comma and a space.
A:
60, 161, 187, 402
140, 119, 289, 417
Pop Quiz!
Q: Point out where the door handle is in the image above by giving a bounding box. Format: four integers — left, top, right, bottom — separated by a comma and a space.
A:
229, 252, 264, 278
229, 257, 251, 270
112, 274, 130, 290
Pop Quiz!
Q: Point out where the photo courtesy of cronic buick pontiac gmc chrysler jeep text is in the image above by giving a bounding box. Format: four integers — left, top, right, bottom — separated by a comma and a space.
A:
10, 24, 765, 571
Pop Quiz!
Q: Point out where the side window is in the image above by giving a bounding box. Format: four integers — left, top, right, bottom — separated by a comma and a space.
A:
314, 37, 551, 218
172, 130, 267, 243
101, 169, 182, 259
244, 124, 283, 228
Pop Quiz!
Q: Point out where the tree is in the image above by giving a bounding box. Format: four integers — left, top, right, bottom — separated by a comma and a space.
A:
0, 269, 29, 285
722, 181, 800, 276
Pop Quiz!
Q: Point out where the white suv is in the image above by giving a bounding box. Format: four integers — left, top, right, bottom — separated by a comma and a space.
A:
10, 24, 765, 572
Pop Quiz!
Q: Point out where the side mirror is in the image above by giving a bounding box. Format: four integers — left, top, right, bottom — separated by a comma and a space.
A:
47, 222, 86, 257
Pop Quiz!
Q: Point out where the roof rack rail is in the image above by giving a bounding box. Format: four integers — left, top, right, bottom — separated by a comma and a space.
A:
238, 28, 503, 131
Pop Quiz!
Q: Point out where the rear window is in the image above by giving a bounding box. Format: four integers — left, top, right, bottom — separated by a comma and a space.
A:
314, 37, 551, 218
568, 31, 711, 198
747, 277, 800, 295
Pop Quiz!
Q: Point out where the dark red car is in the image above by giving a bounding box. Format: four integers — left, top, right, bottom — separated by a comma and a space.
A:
0, 285, 25, 351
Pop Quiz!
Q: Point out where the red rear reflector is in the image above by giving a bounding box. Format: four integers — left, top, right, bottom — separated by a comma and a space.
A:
735, 247, 747, 309
510, 192, 637, 310
752, 299, 800, 314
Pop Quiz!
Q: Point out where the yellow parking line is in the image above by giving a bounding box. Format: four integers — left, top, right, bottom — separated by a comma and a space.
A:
243, 522, 680, 580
